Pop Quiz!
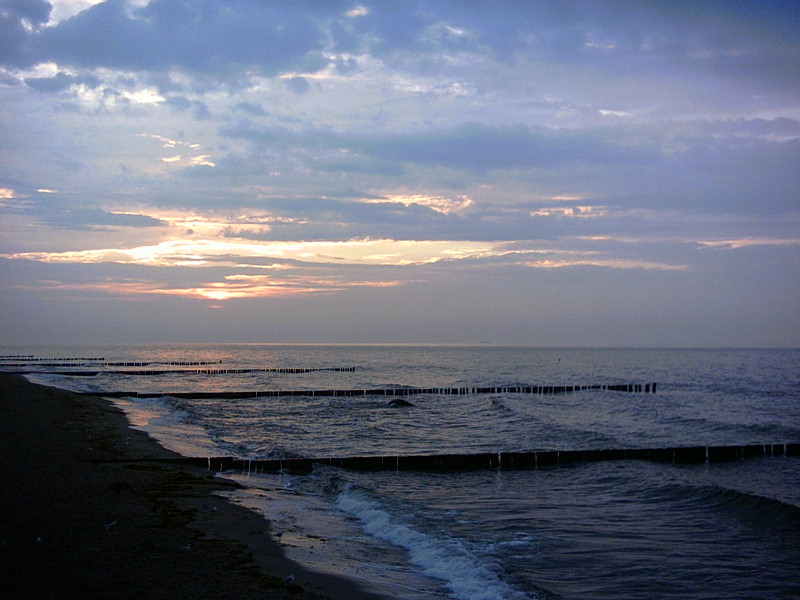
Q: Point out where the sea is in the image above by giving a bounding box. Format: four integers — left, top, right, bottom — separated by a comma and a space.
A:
2, 345, 799, 600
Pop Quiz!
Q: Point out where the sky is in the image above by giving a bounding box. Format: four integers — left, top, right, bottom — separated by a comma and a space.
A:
0, 0, 798, 346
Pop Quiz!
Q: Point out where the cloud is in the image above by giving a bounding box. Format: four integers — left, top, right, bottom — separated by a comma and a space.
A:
367, 194, 474, 215
163, 96, 212, 119
331, 2, 800, 98
285, 75, 311, 95
529, 206, 608, 218
648, 135, 800, 213
3, 237, 501, 268
0, 187, 18, 199
1, 1, 798, 344
0, 0, 51, 66
233, 101, 268, 116
1, 231, 692, 305
4, 1, 795, 98
8, 0, 334, 77
24, 70, 101, 92
220, 120, 661, 174
144, 273, 403, 301
697, 237, 800, 250
38, 206, 167, 230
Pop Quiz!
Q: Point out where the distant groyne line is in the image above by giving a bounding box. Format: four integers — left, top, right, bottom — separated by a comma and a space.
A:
179, 443, 799, 474
23, 366, 357, 376
93, 361, 223, 367
82, 382, 657, 399
1, 358, 225, 365
2, 360, 223, 367
0, 357, 107, 363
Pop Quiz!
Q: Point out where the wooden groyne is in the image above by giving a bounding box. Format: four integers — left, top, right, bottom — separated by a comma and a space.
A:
83, 382, 656, 399
28, 367, 357, 377
0, 357, 106, 363
3, 363, 103, 368
1, 360, 223, 366
101, 361, 224, 367
0, 358, 222, 365
181, 443, 800, 474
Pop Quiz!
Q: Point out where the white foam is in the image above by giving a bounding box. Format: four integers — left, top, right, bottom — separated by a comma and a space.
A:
111, 395, 220, 457
23, 372, 98, 394
336, 484, 535, 600
219, 472, 445, 600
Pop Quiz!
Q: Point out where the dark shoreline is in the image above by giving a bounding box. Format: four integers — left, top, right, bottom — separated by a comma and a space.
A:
0, 373, 391, 599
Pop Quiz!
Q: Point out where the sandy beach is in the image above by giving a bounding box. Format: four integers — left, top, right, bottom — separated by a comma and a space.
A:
0, 373, 390, 599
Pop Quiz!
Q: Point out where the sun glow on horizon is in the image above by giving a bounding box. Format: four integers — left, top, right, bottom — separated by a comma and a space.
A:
3, 237, 499, 268
1, 194, 699, 303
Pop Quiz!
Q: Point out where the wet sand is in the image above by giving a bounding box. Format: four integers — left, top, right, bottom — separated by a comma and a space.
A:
0, 373, 390, 599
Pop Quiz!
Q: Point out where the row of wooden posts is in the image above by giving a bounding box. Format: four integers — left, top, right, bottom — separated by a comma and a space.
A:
182, 442, 799, 474
0, 356, 107, 362
1, 360, 225, 368
87, 382, 656, 399
23, 366, 358, 376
